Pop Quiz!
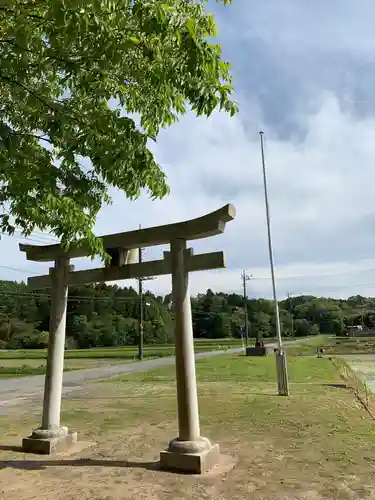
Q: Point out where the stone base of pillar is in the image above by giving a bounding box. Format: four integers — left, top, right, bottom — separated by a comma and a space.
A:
22, 426, 78, 455
246, 346, 273, 356
159, 436, 220, 474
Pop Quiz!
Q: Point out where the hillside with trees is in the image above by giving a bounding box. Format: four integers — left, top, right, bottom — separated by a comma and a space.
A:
0, 280, 373, 349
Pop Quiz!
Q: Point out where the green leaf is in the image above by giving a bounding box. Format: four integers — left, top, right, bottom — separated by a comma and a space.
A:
0, 0, 237, 260
129, 36, 140, 44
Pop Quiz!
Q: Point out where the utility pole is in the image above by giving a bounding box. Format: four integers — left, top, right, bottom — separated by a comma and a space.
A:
138, 238, 144, 361
287, 292, 294, 339
137, 224, 155, 361
241, 271, 251, 348
259, 131, 289, 396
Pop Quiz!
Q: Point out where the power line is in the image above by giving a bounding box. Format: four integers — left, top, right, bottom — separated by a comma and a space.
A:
0, 289, 141, 302
252, 267, 375, 282
1, 231, 58, 246
0, 207, 59, 244
4, 263, 375, 302
14, 229, 58, 242
290, 282, 375, 295
0, 288, 231, 317
0, 264, 41, 275
5, 258, 375, 283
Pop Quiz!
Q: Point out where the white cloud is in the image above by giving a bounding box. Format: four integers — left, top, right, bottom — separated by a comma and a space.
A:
235, 0, 375, 57
7, 92, 375, 300
4, 1, 375, 300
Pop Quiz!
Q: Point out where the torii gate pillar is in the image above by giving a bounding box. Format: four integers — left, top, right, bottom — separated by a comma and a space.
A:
159, 240, 220, 473
22, 258, 76, 454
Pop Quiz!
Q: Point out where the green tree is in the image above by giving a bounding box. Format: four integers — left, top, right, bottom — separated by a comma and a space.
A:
294, 319, 319, 337
230, 307, 245, 338
5, 278, 375, 349
192, 290, 231, 338
24, 330, 49, 349
68, 314, 88, 348
251, 311, 271, 338
279, 308, 293, 337
6, 318, 36, 348
0, 0, 237, 258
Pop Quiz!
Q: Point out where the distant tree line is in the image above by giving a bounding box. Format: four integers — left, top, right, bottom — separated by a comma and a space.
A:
0, 280, 373, 349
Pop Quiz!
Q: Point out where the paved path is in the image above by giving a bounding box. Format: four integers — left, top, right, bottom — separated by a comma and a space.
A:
0, 348, 244, 408
0, 338, 310, 410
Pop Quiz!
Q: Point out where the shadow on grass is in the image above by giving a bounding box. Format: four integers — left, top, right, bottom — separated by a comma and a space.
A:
65, 392, 277, 399
0, 455, 205, 475
323, 383, 348, 389
0, 443, 167, 471
0, 457, 162, 472
0, 445, 23, 452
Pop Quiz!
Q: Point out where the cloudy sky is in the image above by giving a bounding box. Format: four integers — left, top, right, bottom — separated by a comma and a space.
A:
4, 0, 375, 300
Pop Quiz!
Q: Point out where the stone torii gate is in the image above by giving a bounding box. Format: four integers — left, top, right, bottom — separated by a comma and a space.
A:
19, 204, 235, 474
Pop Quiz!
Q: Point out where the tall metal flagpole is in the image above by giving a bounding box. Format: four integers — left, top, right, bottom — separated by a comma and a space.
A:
259, 131, 290, 396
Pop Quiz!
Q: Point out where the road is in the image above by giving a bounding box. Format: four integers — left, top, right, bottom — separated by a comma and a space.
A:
0, 338, 309, 410
0, 348, 243, 408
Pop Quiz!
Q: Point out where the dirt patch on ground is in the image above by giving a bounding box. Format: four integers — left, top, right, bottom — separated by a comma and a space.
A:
0, 357, 375, 499
0, 425, 374, 500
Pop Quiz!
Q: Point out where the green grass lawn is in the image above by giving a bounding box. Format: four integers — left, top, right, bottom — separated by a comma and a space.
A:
0, 336, 308, 363
0, 365, 52, 378
285, 334, 331, 356
0, 357, 135, 378
0, 339, 242, 378
110, 352, 333, 385
0, 339, 243, 361
0, 337, 314, 379
1, 353, 374, 499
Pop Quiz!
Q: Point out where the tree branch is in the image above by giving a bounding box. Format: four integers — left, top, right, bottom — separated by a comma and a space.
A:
0, 74, 59, 113
4, 131, 52, 144
0, 39, 89, 66
0, 73, 79, 124
0, 6, 44, 20
0, 36, 140, 69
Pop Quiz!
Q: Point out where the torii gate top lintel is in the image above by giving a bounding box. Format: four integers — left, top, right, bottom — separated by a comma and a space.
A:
19, 203, 236, 263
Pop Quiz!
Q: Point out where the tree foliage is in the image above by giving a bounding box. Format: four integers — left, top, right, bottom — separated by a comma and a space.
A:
0, 0, 237, 257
